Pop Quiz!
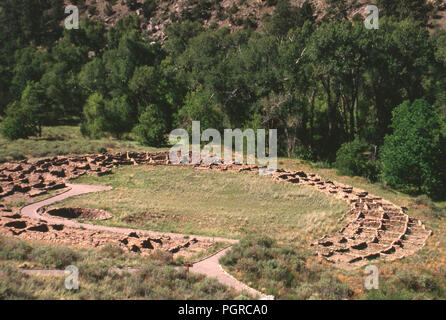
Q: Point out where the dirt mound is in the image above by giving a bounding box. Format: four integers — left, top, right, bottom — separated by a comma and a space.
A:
44, 207, 113, 221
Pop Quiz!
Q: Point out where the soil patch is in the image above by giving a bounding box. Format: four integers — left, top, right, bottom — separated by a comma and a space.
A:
44, 207, 113, 221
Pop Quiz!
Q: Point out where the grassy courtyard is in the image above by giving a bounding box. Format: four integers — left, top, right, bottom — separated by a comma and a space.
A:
54, 165, 348, 244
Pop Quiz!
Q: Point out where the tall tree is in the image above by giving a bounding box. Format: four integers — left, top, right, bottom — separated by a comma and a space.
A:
381, 99, 444, 197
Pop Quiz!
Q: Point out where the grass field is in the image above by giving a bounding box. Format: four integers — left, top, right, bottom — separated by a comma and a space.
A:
0, 236, 245, 300
0, 126, 161, 162
53, 165, 348, 243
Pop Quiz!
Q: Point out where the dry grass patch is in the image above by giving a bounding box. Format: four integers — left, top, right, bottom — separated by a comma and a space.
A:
54, 165, 348, 244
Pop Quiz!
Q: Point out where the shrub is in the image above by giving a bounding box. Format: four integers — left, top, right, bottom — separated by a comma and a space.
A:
104, 96, 135, 139
381, 99, 445, 198
220, 236, 351, 299
335, 139, 378, 181
150, 249, 174, 264
29, 246, 79, 269
295, 145, 315, 161
0, 237, 33, 261
366, 271, 445, 300
99, 244, 124, 258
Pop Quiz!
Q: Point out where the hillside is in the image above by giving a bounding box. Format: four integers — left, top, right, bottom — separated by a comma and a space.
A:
70, 0, 446, 40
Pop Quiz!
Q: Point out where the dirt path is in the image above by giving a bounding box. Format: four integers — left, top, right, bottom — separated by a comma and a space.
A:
191, 247, 273, 299
19, 183, 268, 299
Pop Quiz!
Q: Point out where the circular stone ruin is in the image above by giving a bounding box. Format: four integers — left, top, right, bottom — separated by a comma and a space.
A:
43, 207, 113, 221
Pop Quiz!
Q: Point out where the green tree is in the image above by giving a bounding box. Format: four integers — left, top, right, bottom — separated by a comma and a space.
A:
0, 81, 51, 139
78, 58, 108, 97
377, 0, 435, 25
381, 99, 444, 197
81, 93, 109, 138
133, 104, 167, 147
363, 18, 432, 144
0, 0, 64, 46
10, 47, 48, 100
81, 93, 134, 138
0, 101, 37, 140
105, 95, 135, 138
20, 82, 53, 136
129, 65, 172, 122
164, 21, 204, 57
177, 89, 229, 132
61, 18, 107, 53
264, 0, 314, 38
307, 21, 371, 155
107, 15, 140, 49
431, 31, 446, 134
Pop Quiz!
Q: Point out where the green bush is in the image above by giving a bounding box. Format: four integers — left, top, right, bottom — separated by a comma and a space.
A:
0, 237, 33, 261
295, 145, 315, 161
381, 99, 445, 198
81, 93, 108, 138
0, 236, 241, 300
335, 139, 378, 181
0, 237, 78, 268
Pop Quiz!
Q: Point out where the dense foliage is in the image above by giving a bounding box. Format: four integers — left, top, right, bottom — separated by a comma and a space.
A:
335, 139, 378, 181
381, 99, 445, 198
0, 0, 445, 197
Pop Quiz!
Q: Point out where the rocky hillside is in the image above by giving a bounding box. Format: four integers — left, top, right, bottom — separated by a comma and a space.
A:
68, 0, 446, 39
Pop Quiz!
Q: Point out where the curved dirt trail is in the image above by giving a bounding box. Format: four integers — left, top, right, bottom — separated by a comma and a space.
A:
19, 183, 270, 299
191, 247, 273, 299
